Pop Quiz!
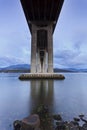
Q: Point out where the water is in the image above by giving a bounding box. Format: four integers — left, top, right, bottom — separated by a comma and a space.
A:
0, 73, 87, 129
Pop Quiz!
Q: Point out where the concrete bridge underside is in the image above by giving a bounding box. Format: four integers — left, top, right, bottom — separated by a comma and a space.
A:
20, 0, 64, 73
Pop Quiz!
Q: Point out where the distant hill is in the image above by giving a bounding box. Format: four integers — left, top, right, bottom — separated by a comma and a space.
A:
54, 68, 87, 72
1, 64, 30, 70
54, 68, 74, 72
0, 64, 87, 73
0, 64, 30, 73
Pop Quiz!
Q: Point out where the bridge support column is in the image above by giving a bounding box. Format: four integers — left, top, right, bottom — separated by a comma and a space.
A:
43, 50, 47, 73
37, 49, 41, 73
31, 24, 37, 73
48, 25, 53, 73
30, 24, 53, 73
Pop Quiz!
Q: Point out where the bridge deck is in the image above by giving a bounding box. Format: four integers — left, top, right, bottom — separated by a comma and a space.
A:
20, 0, 64, 32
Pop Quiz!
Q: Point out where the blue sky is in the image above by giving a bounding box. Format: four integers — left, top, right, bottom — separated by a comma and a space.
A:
0, 0, 87, 69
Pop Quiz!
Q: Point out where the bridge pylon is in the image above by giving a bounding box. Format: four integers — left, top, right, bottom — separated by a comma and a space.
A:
31, 24, 53, 73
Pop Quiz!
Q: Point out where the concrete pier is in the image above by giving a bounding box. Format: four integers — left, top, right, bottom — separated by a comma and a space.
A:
48, 25, 53, 73
19, 73, 65, 80
31, 25, 37, 73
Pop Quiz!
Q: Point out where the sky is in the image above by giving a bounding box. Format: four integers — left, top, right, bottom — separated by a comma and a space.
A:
0, 0, 87, 69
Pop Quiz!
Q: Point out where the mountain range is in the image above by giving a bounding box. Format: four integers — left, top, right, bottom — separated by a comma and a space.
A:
0, 64, 87, 72
0, 64, 30, 73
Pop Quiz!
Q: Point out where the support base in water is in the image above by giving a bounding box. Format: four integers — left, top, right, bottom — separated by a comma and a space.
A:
19, 73, 65, 80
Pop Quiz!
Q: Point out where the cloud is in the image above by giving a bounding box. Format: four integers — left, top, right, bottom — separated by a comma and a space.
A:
54, 46, 87, 69
54, 49, 79, 68
0, 56, 26, 68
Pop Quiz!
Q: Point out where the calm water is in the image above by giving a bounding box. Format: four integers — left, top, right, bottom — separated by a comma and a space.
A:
0, 73, 87, 130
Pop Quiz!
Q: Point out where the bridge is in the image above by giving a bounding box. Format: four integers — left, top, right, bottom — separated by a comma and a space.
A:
20, 0, 64, 75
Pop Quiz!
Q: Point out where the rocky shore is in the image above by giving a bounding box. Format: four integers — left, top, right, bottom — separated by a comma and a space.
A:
13, 105, 87, 130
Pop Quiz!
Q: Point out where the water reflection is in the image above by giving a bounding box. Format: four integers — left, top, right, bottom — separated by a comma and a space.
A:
1, 73, 87, 130
30, 80, 54, 112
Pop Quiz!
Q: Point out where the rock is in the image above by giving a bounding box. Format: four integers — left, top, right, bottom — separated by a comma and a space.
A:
79, 114, 84, 118
79, 127, 83, 130
67, 121, 79, 130
71, 121, 79, 126
21, 114, 40, 130
13, 120, 22, 130
82, 123, 87, 130
43, 106, 49, 113
56, 121, 66, 130
53, 114, 62, 121
73, 118, 80, 122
